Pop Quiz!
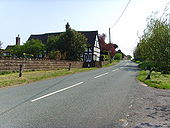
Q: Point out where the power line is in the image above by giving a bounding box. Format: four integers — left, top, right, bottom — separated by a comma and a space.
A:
111, 0, 131, 28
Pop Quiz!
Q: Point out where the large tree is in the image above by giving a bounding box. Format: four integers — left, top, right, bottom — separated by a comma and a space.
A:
134, 11, 170, 73
47, 28, 88, 61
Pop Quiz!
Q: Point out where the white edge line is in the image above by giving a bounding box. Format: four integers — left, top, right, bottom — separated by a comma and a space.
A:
94, 72, 109, 79
31, 82, 84, 102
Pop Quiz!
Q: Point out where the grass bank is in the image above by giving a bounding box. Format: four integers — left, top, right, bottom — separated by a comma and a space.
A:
0, 68, 96, 88
137, 70, 170, 89
102, 60, 119, 67
0, 61, 119, 88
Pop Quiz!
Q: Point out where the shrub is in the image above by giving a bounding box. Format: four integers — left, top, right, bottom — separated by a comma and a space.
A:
114, 53, 122, 60
138, 60, 155, 70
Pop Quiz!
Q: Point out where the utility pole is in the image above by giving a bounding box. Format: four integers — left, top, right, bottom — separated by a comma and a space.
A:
109, 28, 111, 43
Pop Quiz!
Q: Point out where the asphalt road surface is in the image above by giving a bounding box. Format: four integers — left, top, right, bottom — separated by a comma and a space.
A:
0, 60, 140, 128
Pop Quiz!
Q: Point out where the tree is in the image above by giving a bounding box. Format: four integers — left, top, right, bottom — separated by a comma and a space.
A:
12, 45, 24, 57
24, 39, 45, 58
114, 53, 122, 60
127, 55, 132, 60
12, 39, 45, 58
46, 35, 60, 54
134, 11, 170, 74
47, 28, 88, 61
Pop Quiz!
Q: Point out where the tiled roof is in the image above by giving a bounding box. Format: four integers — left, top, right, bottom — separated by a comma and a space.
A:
5, 45, 15, 50
28, 31, 98, 47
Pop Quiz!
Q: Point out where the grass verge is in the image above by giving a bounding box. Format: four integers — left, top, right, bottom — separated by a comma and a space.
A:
0, 68, 96, 88
137, 70, 170, 89
0, 61, 119, 89
102, 60, 119, 67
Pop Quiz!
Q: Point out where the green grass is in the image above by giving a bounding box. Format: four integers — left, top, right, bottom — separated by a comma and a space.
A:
0, 68, 96, 88
102, 60, 119, 67
0, 61, 119, 88
137, 70, 170, 89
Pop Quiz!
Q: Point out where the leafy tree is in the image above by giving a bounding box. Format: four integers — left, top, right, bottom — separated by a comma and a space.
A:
114, 53, 122, 60
12, 39, 45, 58
48, 50, 61, 60
12, 45, 24, 57
47, 28, 87, 60
127, 55, 132, 60
58, 29, 87, 60
134, 11, 170, 74
46, 35, 60, 54
24, 39, 45, 58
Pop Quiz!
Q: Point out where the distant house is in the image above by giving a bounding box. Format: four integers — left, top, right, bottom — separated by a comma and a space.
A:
3, 35, 21, 56
28, 23, 101, 64
0, 49, 4, 58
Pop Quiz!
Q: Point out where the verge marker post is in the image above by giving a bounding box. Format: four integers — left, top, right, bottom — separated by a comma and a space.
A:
19, 64, 23, 77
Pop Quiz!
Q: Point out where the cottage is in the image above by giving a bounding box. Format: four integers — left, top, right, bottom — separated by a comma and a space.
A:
3, 35, 20, 57
28, 23, 101, 65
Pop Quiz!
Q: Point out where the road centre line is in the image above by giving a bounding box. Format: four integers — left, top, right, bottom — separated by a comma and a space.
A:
31, 82, 84, 102
112, 69, 118, 72
94, 72, 109, 79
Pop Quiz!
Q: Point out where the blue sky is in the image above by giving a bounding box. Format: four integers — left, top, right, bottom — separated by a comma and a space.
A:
0, 0, 169, 55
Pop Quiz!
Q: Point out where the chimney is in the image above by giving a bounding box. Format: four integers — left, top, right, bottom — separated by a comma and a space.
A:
16, 34, 20, 46
65, 22, 70, 31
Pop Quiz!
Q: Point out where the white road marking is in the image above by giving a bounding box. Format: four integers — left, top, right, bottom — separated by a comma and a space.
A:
94, 72, 109, 79
31, 82, 84, 102
112, 69, 118, 72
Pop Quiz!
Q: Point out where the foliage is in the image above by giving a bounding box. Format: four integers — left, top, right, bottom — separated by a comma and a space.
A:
12, 39, 45, 58
139, 60, 156, 70
47, 29, 88, 61
127, 55, 132, 60
138, 70, 170, 89
0, 68, 97, 88
46, 35, 60, 53
133, 11, 170, 74
100, 55, 109, 61
24, 39, 45, 58
12, 45, 24, 57
114, 53, 122, 60
100, 50, 111, 61
98, 33, 118, 57
48, 50, 61, 60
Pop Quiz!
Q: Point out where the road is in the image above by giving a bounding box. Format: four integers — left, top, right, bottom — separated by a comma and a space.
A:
0, 60, 140, 128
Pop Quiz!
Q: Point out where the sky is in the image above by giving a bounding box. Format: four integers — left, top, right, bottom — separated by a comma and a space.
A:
0, 0, 169, 56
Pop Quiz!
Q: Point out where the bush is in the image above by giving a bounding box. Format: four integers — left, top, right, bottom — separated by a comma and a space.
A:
114, 53, 122, 60
138, 61, 155, 70
135, 60, 141, 63
48, 50, 61, 60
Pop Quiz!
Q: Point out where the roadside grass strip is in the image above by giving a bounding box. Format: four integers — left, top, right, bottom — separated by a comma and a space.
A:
0, 68, 95, 88
137, 70, 170, 89
0, 61, 119, 89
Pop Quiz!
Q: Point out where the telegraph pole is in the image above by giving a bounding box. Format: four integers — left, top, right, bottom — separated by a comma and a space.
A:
109, 28, 111, 43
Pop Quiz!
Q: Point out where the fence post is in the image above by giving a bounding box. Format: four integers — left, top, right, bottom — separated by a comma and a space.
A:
19, 64, 23, 77
68, 63, 71, 71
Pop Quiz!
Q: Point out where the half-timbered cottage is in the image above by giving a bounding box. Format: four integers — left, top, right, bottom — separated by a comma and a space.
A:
28, 23, 101, 66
